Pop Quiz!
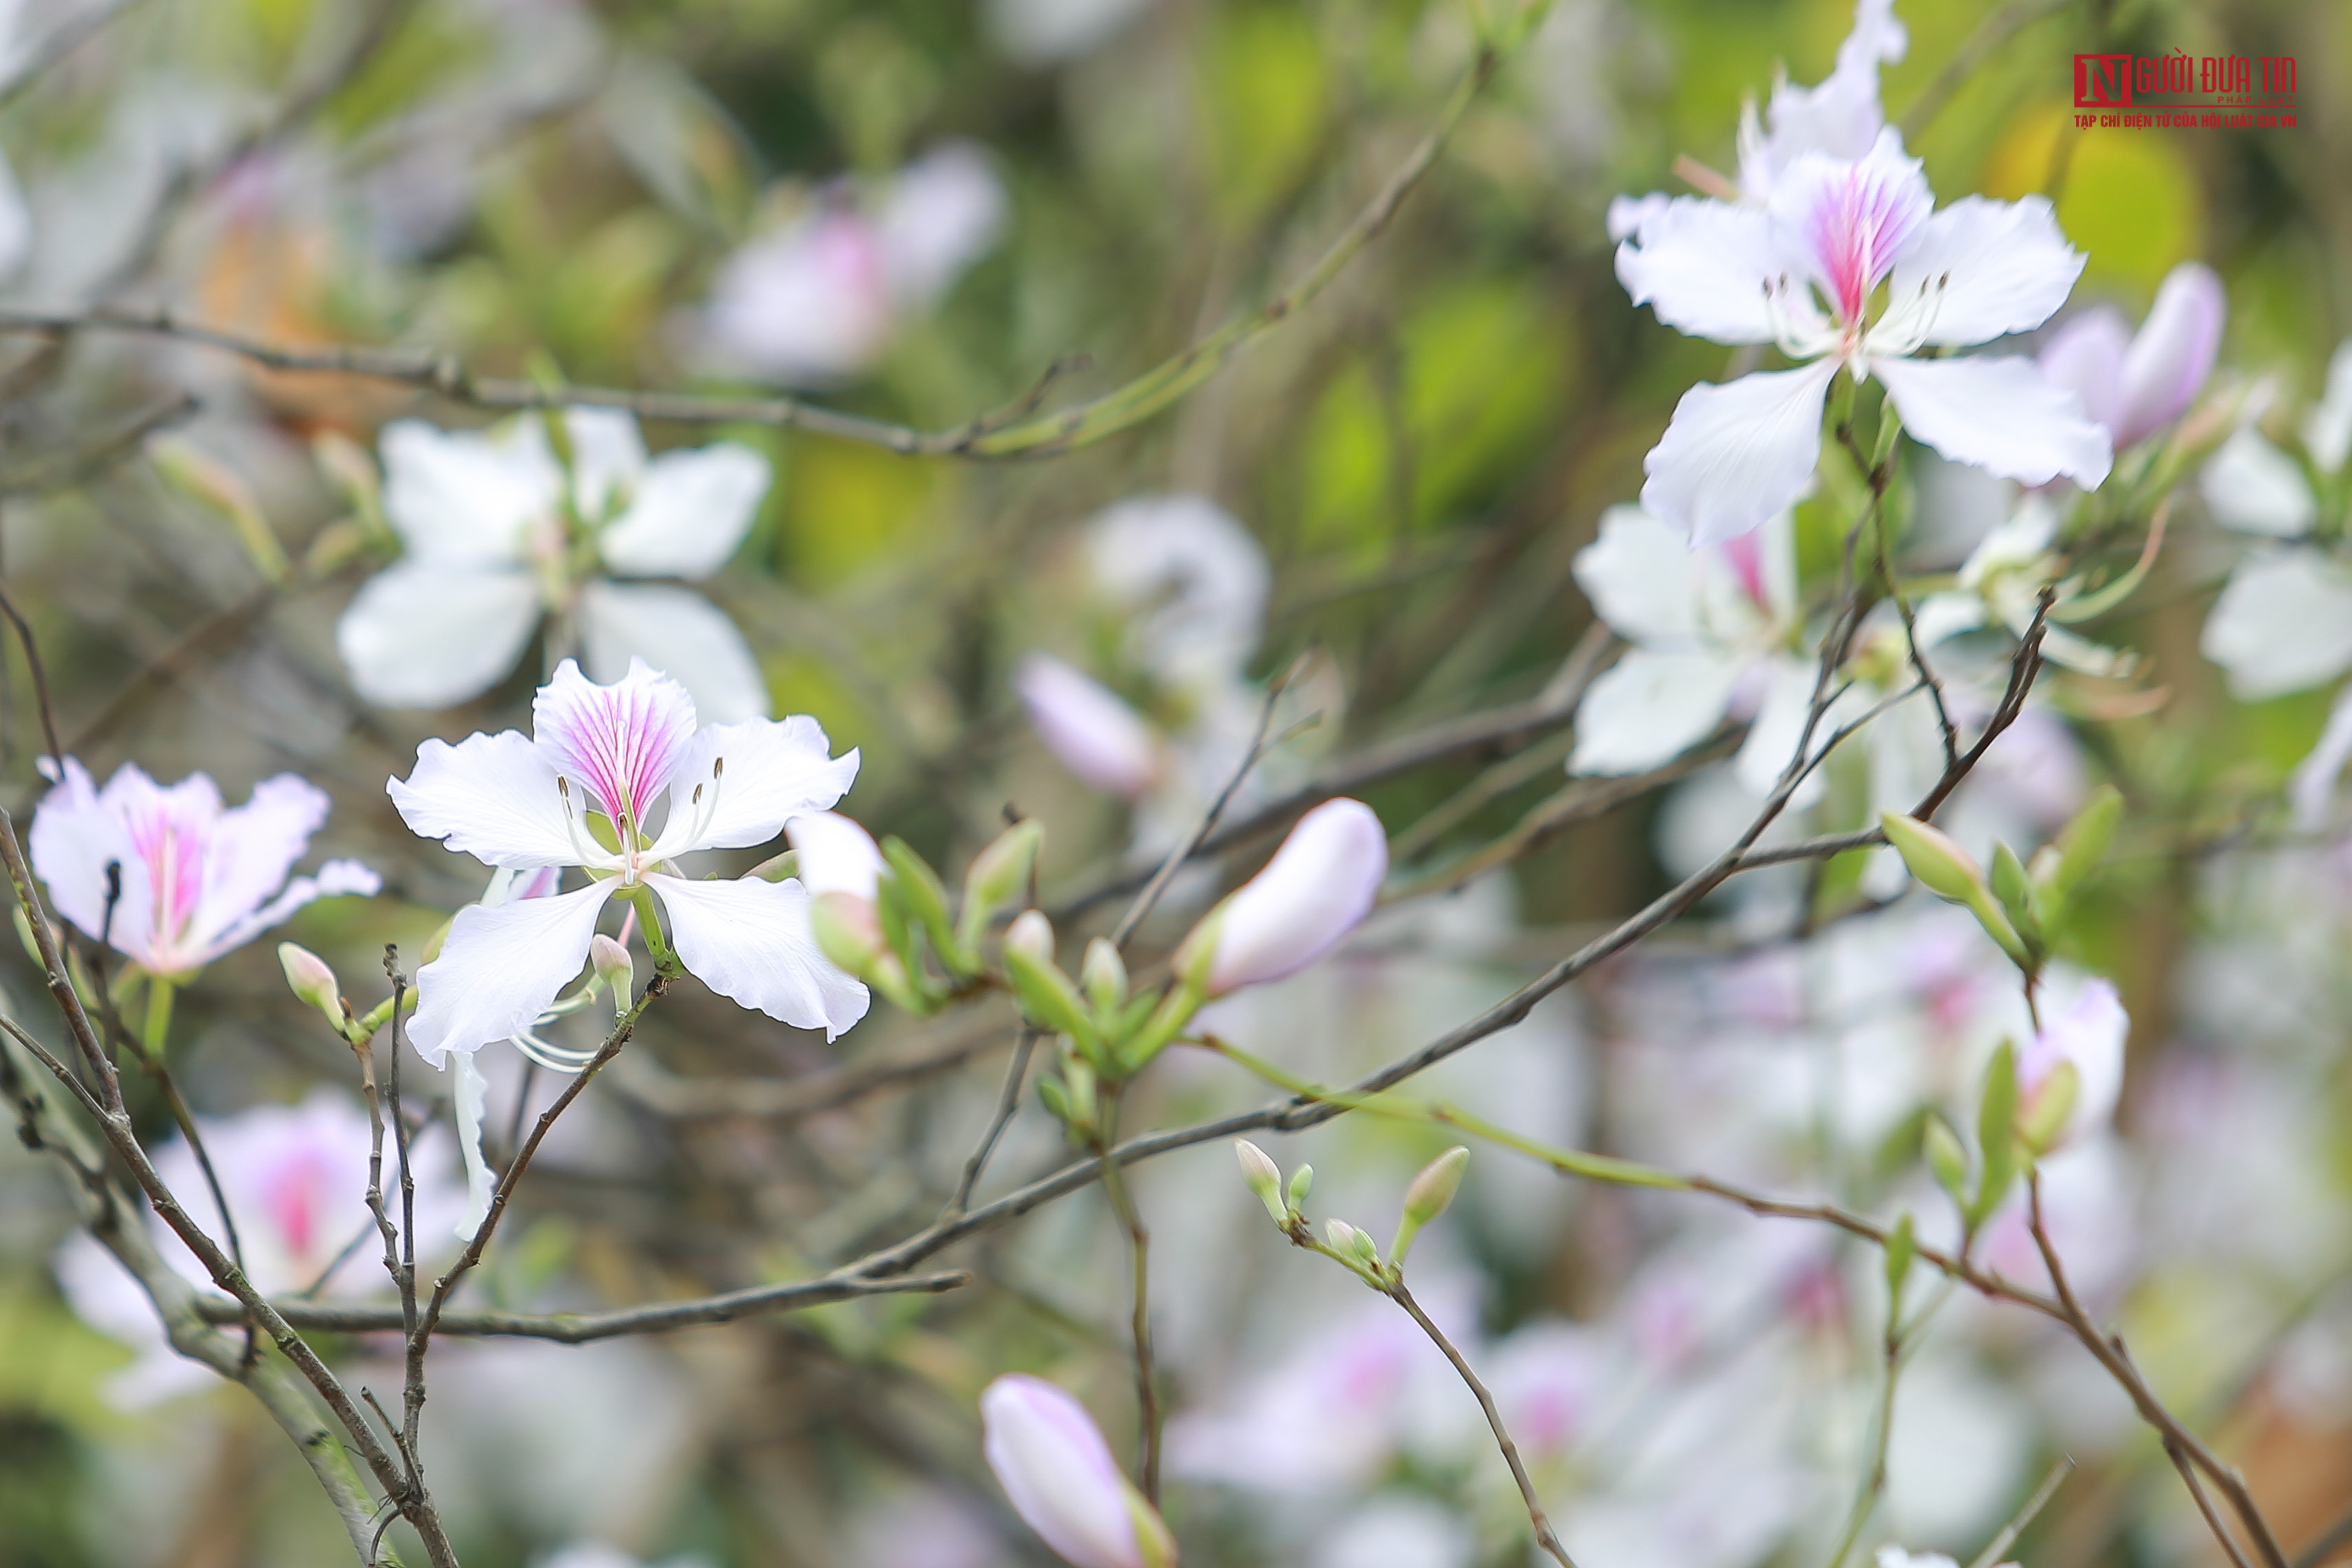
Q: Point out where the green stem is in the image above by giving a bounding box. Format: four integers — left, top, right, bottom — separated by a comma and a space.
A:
627, 885, 678, 973
141, 975, 174, 1056
1095, 1094, 1162, 1504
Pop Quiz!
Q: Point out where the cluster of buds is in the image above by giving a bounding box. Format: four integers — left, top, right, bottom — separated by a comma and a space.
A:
1002, 799, 1386, 1140
1236, 1138, 1469, 1287
1879, 783, 2121, 987
795, 810, 1043, 1016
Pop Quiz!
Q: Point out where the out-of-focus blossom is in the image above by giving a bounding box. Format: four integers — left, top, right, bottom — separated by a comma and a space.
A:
2017, 978, 2128, 1151
843, 1484, 1007, 1568
980, 1374, 1174, 1568
1912, 495, 2130, 676
1616, 130, 2110, 543
2198, 340, 2352, 824
28, 759, 377, 981
699, 144, 1003, 386
391, 658, 868, 1065
338, 409, 773, 721
1087, 495, 1270, 688
54, 1090, 465, 1407
1307, 1495, 1475, 1568
2036, 262, 2225, 449
1489, 1322, 1608, 1460
1606, 0, 1905, 240
983, 0, 1156, 66
1176, 798, 1387, 996
784, 810, 886, 900
1016, 653, 1163, 799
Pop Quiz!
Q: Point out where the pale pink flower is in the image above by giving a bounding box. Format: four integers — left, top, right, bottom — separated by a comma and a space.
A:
1178, 797, 1387, 996
390, 658, 869, 1064
28, 759, 377, 981
1617, 130, 2111, 544
981, 1374, 1174, 1568
2036, 261, 2225, 449
1016, 652, 1163, 799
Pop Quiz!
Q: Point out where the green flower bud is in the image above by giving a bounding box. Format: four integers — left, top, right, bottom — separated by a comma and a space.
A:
1081, 937, 1129, 1016
1235, 1140, 1286, 1224
957, 819, 1044, 957
1285, 1164, 1314, 1210
1390, 1145, 1469, 1264
278, 943, 345, 1030
589, 935, 633, 1016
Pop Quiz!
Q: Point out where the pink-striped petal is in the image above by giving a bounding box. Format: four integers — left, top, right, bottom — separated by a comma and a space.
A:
532, 657, 698, 829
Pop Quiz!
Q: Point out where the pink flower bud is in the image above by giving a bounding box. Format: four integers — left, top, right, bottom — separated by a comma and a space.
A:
589, 934, 633, 1012
786, 810, 885, 901
278, 943, 342, 1021
1176, 799, 1386, 997
1005, 907, 1056, 965
1015, 653, 1161, 800
2017, 979, 2128, 1151
2114, 262, 2224, 448
981, 1374, 1176, 1568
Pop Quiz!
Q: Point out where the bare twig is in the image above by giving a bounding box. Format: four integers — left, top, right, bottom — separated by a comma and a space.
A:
946, 1025, 1038, 1215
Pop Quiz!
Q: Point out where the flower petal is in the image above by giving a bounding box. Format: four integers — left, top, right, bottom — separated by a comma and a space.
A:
378, 419, 559, 566
2303, 338, 2352, 476
1883, 194, 2083, 349
784, 811, 884, 900
1640, 362, 1838, 546
2200, 426, 2316, 537
2115, 262, 2224, 447
1087, 495, 1270, 684
1569, 650, 1744, 775
982, 1374, 1154, 1568
409, 882, 613, 1066
2200, 551, 2352, 700
1613, 196, 1783, 346
2290, 683, 2352, 831
187, 774, 330, 959
1198, 798, 1387, 995
660, 714, 859, 854
338, 562, 543, 710
1771, 130, 1932, 327
1573, 505, 1703, 646
2034, 307, 2129, 440
577, 580, 771, 725
1873, 354, 2112, 489
1016, 653, 1162, 799
646, 874, 870, 1040
560, 408, 647, 523
390, 729, 581, 868
701, 212, 893, 386
450, 1050, 493, 1239
1744, 0, 1906, 196
27, 758, 143, 959
204, 861, 382, 968
875, 141, 1006, 307
533, 657, 699, 826
596, 442, 771, 580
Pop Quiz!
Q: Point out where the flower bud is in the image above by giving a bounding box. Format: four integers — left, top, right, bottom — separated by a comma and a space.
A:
1016, 653, 1161, 801
278, 943, 344, 1027
1006, 909, 1056, 966
981, 1374, 1176, 1568
1081, 937, 1129, 1015
1235, 1140, 1286, 1224
1878, 812, 1986, 904
958, 819, 1045, 955
589, 934, 633, 1014
1174, 799, 1387, 998
811, 889, 889, 976
1390, 1146, 1469, 1264
1921, 1113, 1968, 1200
2015, 979, 2126, 1152
786, 811, 884, 902
1001, 913, 1096, 1048
1285, 1163, 1314, 1210
2115, 261, 2225, 447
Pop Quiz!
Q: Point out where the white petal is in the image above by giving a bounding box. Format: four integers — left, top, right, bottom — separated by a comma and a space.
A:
1909, 591, 1986, 648
1873, 354, 2112, 489
450, 1051, 493, 1239
1086, 495, 1270, 683
875, 142, 1006, 307
26, 757, 139, 957
1883, 195, 2084, 348
1640, 362, 1838, 546
2290, 684, 2352, 831
2115, 262, 2224, 447
1770, 130, 1933, 327
577, 580, 771, 725
338, 563, 542, 710
2200, 552, 2352, 700
389, 729, 581, 868
1605, 191, 1670, 244
1573, 505, 1703, 646
561, 408, 647, 522
1015, 653, 1162, 799
2303, 338, 2352, 476
1748, 0, 1906, 189
408, 882, 613, 1066
596, 443, 771, 580
0, 152, 32, 283
784, 810, 884, 900
203, 861, 382, 966
187, 774, 329, 957
1568, 650, 1743, 775
647, 874, 870, 1040
533, 657, 701, 826
2201, 426, 2316, 538
1613, 196, 1783, 346
982, 1374, 1154, 1568
2034, 308, 2128, 439
700, 213, 894, 386
377, 419, 559, 566
1735, 655, 1867, 804
1200, 798, 1387, 995
663, 714, 859, 854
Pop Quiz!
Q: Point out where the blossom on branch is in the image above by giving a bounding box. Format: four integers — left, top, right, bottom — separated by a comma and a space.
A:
2036, 261, 2226, 451
338, 408, 773, 721
28, 759, 378, 981
1616, 130, 2111, 544
390, 658, 869, 1066
1174, 797, 1387, 996
981, 1374, 1176, 1568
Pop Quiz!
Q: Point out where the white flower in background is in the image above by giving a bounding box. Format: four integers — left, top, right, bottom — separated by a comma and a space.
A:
28, 759, 377, 981
338, 408, 773, 721
391, 658, 869, 1065
983, 0, 1156, 66
52, 1090, 465, 1407
1616, 129, 2111, 544
981, 1374, 1176, 1568
2036, 261, 2226, 450
1015, 653, 1163, 799
701, 143, 1003, 386
1606, 0, 1905, 241
1911, 495, 2131, 676
1087, 495, 1270, 689
2198, 339, 2352, 826
1568, 503, 1811, 788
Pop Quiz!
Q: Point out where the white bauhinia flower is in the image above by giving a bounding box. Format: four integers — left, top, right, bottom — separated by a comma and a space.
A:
701, 143, 1005, 386
1616, 129, 2112, 545
2198, 339, 2352, 826
1606, 0, 1905, 242
338, 408, 772, 721
2036, 261, 2226, 450
390, 658, 870, 1072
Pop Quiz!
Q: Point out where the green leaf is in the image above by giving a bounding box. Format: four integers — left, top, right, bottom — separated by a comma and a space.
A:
1884, 1211, 1917, 1321
1970, 1040, 2020, 1229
